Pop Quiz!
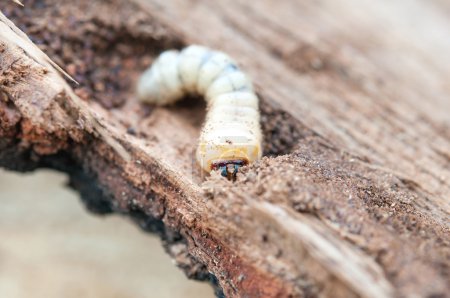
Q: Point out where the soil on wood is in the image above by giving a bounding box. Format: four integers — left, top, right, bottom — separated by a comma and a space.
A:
1, 1, 449, 297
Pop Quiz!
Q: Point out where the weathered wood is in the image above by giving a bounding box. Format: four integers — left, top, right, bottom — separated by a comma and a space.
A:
0, 0, 448, 297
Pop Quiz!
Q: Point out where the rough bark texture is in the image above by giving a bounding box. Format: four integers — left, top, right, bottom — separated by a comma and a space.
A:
1, 0, 449, 297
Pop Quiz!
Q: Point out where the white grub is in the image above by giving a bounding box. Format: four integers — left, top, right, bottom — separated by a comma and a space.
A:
137, 45, 262, 173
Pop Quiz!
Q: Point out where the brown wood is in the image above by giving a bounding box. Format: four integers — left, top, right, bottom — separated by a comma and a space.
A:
1, 0, 449, 297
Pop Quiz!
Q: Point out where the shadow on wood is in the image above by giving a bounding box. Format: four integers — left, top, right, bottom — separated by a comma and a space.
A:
0, 0, 449, 297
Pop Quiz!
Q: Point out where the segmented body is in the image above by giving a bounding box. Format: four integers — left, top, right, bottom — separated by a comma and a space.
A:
137, 45, 262, 175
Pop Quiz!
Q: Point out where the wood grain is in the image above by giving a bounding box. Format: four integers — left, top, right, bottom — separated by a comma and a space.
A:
0, 0, 448, 297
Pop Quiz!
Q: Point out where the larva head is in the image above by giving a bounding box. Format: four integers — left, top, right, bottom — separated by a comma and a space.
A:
196, 130, 262, 174
211, 160, 247, 181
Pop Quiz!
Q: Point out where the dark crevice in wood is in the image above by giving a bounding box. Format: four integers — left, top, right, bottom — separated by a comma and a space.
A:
1, 0, 449, 297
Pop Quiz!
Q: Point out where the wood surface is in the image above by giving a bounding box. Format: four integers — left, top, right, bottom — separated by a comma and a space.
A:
0, 0, 449, 297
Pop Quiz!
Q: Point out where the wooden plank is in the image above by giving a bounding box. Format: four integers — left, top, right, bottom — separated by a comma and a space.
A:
0, 0, 448, 297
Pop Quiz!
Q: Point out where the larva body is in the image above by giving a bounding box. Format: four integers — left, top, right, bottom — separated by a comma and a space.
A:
137, 45, 262, 177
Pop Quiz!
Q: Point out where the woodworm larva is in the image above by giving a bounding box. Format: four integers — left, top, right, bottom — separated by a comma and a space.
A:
137, 45, 262, 179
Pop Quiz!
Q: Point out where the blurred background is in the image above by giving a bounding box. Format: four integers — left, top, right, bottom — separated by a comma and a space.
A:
0, 169, 213, 298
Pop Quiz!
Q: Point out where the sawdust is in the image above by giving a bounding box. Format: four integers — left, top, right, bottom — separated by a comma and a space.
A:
1, 1, 449, 297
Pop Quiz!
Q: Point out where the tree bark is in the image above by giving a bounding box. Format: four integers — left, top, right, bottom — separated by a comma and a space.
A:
0, 0, 449, 297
